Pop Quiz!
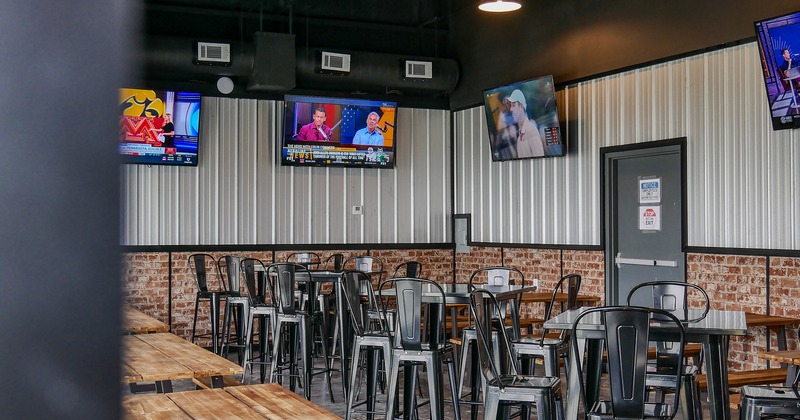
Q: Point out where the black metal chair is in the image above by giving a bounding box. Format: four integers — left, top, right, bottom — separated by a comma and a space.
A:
323, 253, 345, 271
218, 255, 248, 362
572, 306, 687, 420
268, 262, 333, 401
627, 281, 709, 420
344, 256, 386, 330
740, 368, 800, 419
342, 270, 393, 420
239, 257, 276, 384
392, 261, 422, 278
514, 273, 582, 378
380, 277, 461, 420
456, 266, 525, 407
188, 253, 227, 354
469, 288, 563, 420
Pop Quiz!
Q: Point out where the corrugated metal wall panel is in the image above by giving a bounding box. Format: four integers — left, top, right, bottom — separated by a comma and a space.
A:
121, 99, 450, 246
454, 42, 800, 250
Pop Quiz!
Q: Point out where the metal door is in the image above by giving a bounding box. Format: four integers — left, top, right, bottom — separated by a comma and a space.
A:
602, 139, 686, 305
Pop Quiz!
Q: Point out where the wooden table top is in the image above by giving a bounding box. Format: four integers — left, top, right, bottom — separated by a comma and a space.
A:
758, 349, 800, 365
124, 306, 170, 334
122, 333, 242, 384
123, 383, 339, 419
745, 312, 800, 327
520, 292, 601, 304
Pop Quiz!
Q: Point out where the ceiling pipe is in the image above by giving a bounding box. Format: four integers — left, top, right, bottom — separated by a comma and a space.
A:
141, 34, 459, 97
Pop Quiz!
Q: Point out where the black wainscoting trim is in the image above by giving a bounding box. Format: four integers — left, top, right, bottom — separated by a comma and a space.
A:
469, 242, 603, 251
685, 246, 800, 258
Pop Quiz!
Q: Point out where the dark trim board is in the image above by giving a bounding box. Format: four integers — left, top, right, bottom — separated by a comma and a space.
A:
686, 246, 800, 258
469, 242, 602, 251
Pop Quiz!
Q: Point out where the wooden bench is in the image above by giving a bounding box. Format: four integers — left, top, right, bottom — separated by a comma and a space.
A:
697, 367, 788, 391
192, 375, 243, 390
728, 393, 742, 409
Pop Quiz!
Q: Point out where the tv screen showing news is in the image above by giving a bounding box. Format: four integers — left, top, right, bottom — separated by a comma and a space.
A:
754, 10, 800, 131
119, 88, 201, 166
482, 75, 564, 162
281, 95, 397, 168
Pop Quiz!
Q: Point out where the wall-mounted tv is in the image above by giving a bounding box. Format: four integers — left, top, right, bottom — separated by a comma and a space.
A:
482, 75, 564, 161
281, 95, 397, 168
754, 10, 800, 131
119, 88, 201, 166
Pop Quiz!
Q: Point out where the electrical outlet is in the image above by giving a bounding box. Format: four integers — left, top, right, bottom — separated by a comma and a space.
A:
532, 278, 539, 289
352, 205, 363, 215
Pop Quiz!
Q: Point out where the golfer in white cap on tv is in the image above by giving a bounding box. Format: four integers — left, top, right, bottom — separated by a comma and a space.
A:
503, 89, 544, 158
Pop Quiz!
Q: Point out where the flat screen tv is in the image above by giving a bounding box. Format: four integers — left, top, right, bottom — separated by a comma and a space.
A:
118, 88, 201, 166
482, 75, 564, 161
280, 95, 397, 168
754, 10, 800, 131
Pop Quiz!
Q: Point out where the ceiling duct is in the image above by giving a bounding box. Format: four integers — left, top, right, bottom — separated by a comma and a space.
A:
142, 34, 458, 97
292, 47, 458, 96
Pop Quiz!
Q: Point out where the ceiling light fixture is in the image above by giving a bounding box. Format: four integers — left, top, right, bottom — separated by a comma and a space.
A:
478, 0, 522, 12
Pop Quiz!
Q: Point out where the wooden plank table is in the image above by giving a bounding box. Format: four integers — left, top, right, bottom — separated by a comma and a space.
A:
519, 292, 601, 305
759, 349, 800, 386
124, 305, 170, 334
123, 383, 340, 419
745, 312, 799, 351
123, 332, 243, 393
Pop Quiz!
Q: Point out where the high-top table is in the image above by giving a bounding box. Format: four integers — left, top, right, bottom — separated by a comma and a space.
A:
123, 383, 339, 419
123, 332, 243, 393
545, 307, 747, 420
123, 305, 169, 334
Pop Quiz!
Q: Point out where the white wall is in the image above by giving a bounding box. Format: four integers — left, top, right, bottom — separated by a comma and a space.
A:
454, 42, 800, 250
121, 100, 451, 246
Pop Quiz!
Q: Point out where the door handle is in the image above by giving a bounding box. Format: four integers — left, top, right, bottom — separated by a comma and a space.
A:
615, 253, 678, 268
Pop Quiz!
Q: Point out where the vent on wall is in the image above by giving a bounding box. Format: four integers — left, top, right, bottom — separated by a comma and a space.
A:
321, 51, 351, 73
404, 60, 433, 79
196, 42, 231, 64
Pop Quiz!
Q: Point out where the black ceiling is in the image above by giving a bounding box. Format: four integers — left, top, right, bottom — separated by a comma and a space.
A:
143, 0, 468, 57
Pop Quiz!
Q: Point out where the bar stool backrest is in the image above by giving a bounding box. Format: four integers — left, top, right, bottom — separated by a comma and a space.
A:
627, 280, 709, 370
342, 271, 377, 336
572, 306, 685, 420
269, 263, 308, 316
240, 258, 271, 306
392, 261, 422, 278
189, 253, 223, 293
379, 277, 445, 352
324, 253, 345, 271
218, 255, 243, 294
541, 273, 582, 343
470, 289, 518, 386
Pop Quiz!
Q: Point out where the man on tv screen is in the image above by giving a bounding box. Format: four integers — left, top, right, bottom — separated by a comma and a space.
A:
296, 107, 332, 141
352, 112, 384, 145
504, 89, 544, 158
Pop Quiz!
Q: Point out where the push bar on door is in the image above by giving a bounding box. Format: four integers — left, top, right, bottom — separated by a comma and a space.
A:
615, 252, 678, 269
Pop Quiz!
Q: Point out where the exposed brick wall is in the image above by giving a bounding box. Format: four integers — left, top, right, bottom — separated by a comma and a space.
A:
122, 247, 799, 373
371, 248, 453, 283
122, 252, 170, 324
454, 246, 502, 283
687, 253, 800, 372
